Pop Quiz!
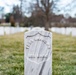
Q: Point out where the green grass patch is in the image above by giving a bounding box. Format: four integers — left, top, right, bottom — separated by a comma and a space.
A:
53, 33, 76, 75
0, 33, 24, 75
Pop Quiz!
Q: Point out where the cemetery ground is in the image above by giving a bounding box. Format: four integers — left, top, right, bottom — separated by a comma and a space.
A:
0, 32, 76, 75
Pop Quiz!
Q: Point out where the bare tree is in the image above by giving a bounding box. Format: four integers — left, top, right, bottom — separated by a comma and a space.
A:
18, 0, 54, 29
35, 0, 54, 30
12, 5, 22, 23
19, 0, 23, 20
19, 0, 26, 23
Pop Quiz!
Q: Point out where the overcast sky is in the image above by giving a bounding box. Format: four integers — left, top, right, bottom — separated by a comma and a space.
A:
0, 0, 20, 13
54, 0, 76, 18
0, 0, 76, 18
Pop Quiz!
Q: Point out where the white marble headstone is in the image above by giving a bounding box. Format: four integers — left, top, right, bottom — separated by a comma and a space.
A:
24, 28, 52, 75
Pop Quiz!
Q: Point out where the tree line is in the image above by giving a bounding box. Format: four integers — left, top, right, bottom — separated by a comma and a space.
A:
4, 0, 76, 30
4, 0, 54, 30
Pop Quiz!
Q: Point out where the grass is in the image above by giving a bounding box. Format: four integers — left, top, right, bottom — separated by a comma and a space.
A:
0, 32, 76, 75
53, 33, 76, 75
0, 33, 24, 75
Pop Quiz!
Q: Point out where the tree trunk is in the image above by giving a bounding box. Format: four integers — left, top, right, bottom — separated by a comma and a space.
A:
45, 21, 49, 31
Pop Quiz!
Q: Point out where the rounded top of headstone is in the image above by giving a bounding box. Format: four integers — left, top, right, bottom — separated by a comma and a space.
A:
32, 27, 44, 31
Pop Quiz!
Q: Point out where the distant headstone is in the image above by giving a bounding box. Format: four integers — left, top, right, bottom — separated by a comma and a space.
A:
0, 27, 4, 35
24, 28, 52, 75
